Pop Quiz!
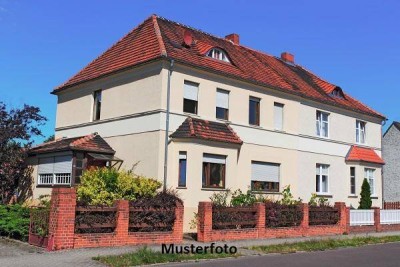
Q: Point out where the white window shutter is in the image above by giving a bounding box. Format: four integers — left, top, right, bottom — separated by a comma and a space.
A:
38, 157, 54, 174
184, 82, 198, 101
274, 103, 283, 130
53, 156, 72, 173
203, 154, 226, 164
251, 162, 280, 182
216, 90, 229, 109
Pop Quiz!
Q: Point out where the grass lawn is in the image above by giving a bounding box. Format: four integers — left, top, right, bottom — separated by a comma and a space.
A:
251, 235, 400, 254
93, 247, 239, 267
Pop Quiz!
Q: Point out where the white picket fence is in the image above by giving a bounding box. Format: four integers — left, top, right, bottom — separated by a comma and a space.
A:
381, 210, 400, 225
350, 210, 374, 226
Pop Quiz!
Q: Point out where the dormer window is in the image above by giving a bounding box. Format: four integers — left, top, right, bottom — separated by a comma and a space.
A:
330, 87, 345, 99
207, 48, 230, 63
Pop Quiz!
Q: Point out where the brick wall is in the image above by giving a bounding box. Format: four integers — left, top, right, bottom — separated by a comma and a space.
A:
46, 188, 183, 251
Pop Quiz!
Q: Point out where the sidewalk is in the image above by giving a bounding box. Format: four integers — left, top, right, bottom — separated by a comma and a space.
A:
1, 231, 400, 267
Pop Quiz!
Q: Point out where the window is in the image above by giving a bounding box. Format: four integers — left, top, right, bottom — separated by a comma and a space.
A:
73, 152, 85, 184
216, 89, 229, 120
38, 155, 72, 186
356, 120, 366, 144
251, 161, 280, 192
178, 152, 187, 187
350, 167, 356, 195
365, 168, 375, 195
183, 81, 198, 114
274, 103, 284, 130
202, 154, 226, 188
207, 48, 230, 62
330, 87, 345, 99
316, 164, 329, 193
249, 97, 260, 126
93, 90, 102, 121
316, 111, 329, 138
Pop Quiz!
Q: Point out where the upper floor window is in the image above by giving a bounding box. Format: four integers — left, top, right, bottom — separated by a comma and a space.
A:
202, 154, 226, 189
251, 161, 280, 192
365, 168, 375, 195
93, 90, 102, 121
183, 81, 199, 114
274, 103, 284, 130
330, 87, 345, 99
316, 111, 329, 138
207, 48, 230, 63
316, 164, 329, 194
216, 89, 229, 120
356, 120, 366, 144
249, 97, 260, 126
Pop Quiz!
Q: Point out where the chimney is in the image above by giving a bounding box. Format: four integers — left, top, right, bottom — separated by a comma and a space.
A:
281, 52, 294, 64
225, 33, 240, 44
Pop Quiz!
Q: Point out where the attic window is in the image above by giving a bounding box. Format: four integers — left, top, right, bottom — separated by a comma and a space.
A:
207, 48, 230, 63
330, 87, 345, 99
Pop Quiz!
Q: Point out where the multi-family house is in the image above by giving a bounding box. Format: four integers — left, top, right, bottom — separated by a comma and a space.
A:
383, 122, 400, 202
27, 15, 385, 230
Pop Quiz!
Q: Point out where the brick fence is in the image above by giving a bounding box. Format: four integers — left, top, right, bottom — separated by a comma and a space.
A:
197, 202, 347, 242
46, 188, 183, 251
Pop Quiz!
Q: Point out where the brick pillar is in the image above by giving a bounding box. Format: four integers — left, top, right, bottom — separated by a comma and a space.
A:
255, 202, 265, 238
334, 202, 347, 233
300, 203, 309, 235
197, 202, 212, 242
115, 200, 129, 244
172, 201, 184, 243
47, 187, 76, 251
373, 207, 381, 232
346, 207, 351, 233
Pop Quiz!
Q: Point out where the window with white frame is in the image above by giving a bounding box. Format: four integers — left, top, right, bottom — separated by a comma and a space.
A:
207, 48, 230, 63
93, 90, 102, 121
356, 120, 366, 144
350, 167, 356, 195
183, 81, 199, 114
274, 103, 284, 130
251, 161, 280, 192
37, 155, 72, 186
365, 168, 375, 195
316, 164, 329, 194
216, 89, 229, 120
316, 111, 329, 138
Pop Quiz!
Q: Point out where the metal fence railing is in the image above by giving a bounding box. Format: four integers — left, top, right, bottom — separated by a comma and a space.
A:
350, 210, 374, 226
381, 210, 400, 225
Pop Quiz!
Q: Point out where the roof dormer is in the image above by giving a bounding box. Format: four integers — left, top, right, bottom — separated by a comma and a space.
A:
206, 48, 230, 63
330, 87, 345, 99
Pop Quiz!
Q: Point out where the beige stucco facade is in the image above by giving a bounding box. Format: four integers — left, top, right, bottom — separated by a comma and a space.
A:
29, 60, 383, 231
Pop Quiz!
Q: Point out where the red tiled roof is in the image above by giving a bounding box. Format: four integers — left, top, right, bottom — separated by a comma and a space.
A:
29, 134, 115, 155
170, 117, 243, 145
346, 145, 384, 165
54, 15, 384, 119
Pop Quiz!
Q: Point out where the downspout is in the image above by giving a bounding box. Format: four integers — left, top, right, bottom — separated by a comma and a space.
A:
163, 59, 174, 192
381, 118, 387, 207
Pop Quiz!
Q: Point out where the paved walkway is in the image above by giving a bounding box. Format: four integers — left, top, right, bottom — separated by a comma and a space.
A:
1, 231, 400, 267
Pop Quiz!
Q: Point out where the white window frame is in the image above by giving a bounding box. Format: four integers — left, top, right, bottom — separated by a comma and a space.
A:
316, 111, 329, 138
207, 48, 230, 63
364, 168, 375, 195
274, 102, 284, 130
356, 120, 366, 144
316, 164, 330, 194
350, 166, 356, 195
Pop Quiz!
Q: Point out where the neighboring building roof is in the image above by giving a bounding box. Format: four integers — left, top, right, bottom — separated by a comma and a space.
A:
346, 145, 384, 165
53, 14, 384, 120
170, 117, 243, 145
29, 134, 115, 155
383, 121, 400, 137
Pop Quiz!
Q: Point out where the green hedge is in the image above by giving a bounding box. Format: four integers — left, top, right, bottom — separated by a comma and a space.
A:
0, 204, 30, 241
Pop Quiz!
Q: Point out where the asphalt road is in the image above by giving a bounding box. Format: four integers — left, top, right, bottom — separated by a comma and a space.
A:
167, 242, 400, 267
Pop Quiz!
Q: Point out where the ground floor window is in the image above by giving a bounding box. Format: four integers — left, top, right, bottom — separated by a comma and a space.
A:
350, 167, 356, 195
202, 154, 226, 188
37, 155, 72, 186
365, 168, 375, 195
316, 164, 329, 193
251, 161, 280, 192
178, 152, 187, 187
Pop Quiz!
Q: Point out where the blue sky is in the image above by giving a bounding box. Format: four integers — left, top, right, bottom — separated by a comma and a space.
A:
1, 1, 399, 143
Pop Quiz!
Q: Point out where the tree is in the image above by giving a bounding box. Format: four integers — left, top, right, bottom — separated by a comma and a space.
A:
0, 102, 46, 204
359, 178, 372, 209
43, 134, 55, 143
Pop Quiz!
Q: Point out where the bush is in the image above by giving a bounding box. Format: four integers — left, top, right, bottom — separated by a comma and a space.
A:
265, 201, 303, 228
230, 189, 257, 207
359, 178, 372, 209
0, 204, 30, 241
77, 167, 162, 206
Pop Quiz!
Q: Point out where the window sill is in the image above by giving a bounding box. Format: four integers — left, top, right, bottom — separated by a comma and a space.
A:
371, 196, 379, 199
348, 195, 358, 198
183, 112, 199, 117
201, 187, 227, 192
316, 135, 330, 140
36, 184, 72, 188
316, 193, 333, 198
252, 191, 282, 195
273, 129, 286, 133
176, 186, 187, 189
216, 118, 231, 123
248, 124, 262, 129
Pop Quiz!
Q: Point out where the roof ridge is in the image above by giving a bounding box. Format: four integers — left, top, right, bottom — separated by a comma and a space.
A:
70, 134, 95, 147
54, 15, 155, 90
152, 15, 167, 57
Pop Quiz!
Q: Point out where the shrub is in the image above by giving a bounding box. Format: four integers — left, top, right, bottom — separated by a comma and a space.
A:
0, 204, 30, 241
359, 178, 372, 209
77, 167, 162, 206
209, 190, 231, 207
308, 193, 329, 207
265, 201, 303, 228
230, 189, 257, 207
280, 185, 302, 205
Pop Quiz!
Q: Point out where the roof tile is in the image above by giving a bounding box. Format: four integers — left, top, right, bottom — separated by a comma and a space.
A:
346, 145, 384, 165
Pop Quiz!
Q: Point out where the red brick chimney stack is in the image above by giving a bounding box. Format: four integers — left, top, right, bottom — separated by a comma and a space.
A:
225, 33, 240, 44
